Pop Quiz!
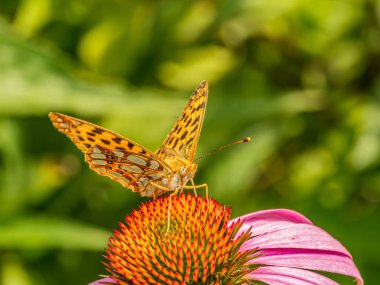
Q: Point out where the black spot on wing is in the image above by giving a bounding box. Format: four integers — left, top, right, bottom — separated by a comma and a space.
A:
180, 131, 188, 140
172, 138, 179, 149
185, 118, 192, 128
101, 139, 111, 145
167, 136, 174, 145
112, 137, 122, 144
190, 125, 198, 135
196, 102, 205, 111
173, 125, 180, 134
191, 116, 200, 126
93, 128, 104, 134
183, 114, 190, 123
186, 137, 194, 146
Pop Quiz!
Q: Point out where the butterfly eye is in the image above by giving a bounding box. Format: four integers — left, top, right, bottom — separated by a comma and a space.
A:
180, 166, 186, 176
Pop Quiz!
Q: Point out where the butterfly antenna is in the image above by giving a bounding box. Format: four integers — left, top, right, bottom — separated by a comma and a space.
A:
194, 137, 251, 162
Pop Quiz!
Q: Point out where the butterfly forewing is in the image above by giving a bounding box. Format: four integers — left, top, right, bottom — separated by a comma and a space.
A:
49, 112, 171, 196
156, 81, 208, 162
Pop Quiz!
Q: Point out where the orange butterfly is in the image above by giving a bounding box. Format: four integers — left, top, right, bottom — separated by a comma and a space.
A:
49, 81, 209, 198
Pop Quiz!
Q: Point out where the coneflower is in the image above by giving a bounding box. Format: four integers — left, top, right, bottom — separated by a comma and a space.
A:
89, 194, 363, 285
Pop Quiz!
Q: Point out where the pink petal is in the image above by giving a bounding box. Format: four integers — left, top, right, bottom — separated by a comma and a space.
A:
233, 209, 363, 285
247, 266, 340, 285
88, 277, 116, 285
252, 250, 363, 284
241, 223, 351, 256
231, 209, 313, 226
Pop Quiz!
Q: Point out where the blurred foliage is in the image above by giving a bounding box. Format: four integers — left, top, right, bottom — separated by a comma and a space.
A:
0, 0, 379, 284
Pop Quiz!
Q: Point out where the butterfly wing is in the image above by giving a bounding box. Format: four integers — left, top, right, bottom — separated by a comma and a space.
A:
156, 81, 208, 162
49, 112, 172, 197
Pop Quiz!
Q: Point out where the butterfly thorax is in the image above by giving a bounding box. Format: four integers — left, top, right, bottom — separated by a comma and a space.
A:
160, 155, 197, 191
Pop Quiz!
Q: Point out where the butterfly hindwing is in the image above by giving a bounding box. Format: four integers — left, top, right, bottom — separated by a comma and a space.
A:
49, 112, 170, 195
156, 81, 208, 162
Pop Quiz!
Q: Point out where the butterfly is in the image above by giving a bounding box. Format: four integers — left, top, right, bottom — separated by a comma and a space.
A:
49, 81, 209, 198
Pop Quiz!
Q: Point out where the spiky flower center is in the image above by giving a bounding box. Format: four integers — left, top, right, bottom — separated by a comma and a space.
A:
105, 194, 257, 285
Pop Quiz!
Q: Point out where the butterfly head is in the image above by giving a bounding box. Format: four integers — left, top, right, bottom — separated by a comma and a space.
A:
179, 162, 197, 181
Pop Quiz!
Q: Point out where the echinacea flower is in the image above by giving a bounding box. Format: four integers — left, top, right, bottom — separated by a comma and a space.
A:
89, 194, 363, 285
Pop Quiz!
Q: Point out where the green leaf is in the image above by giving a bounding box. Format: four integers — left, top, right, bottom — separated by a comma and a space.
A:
0, 216, 109, 250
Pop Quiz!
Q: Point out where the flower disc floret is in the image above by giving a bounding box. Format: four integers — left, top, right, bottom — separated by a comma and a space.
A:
105, 194, 257, 285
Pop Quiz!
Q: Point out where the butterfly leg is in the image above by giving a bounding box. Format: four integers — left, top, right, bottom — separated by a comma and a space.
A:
150, 181, 175, 234
182, 182, 208, 198
190, 179, 197, 197
165, 188, 181, 235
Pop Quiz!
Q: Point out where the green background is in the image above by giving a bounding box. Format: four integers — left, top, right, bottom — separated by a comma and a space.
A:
0, 0, 378, 284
